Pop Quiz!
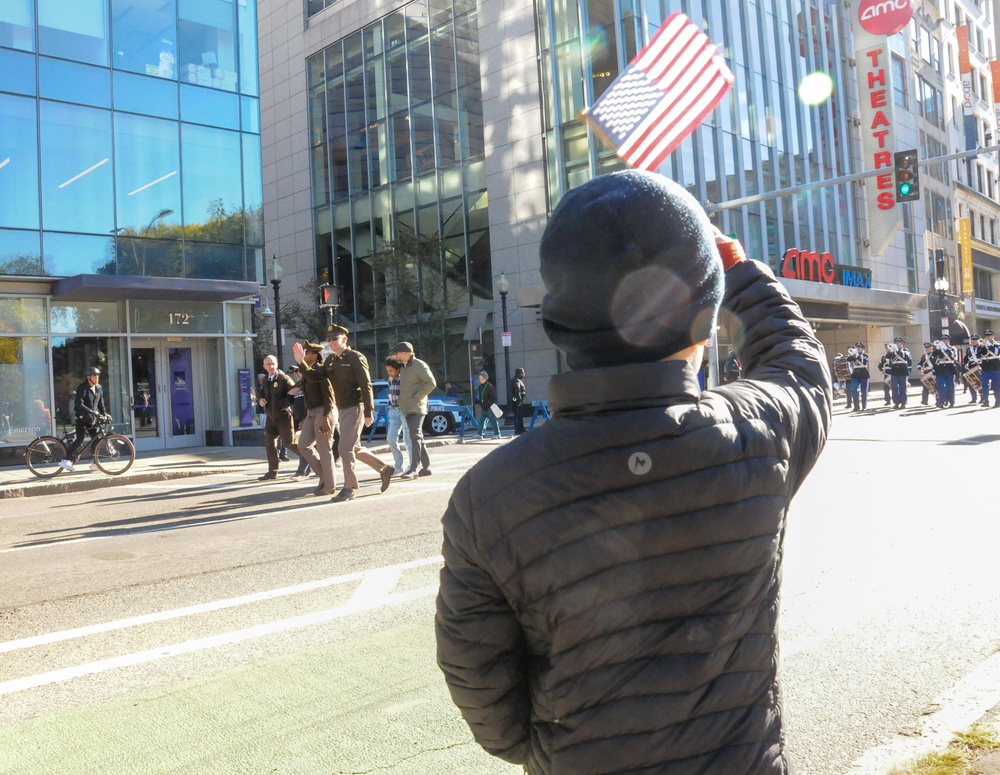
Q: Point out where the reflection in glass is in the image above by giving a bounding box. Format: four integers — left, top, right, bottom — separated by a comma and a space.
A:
51, 336, 127, 433
0, 337, 51, 443
43, 232, 116, 276
51, 302, 124, 334
0, 296, 46, 333
39, 58, 111, 108
114, 113, 182, 243
241, 96, 260, 133
131, 300, 224, 333
131, 347, 159, 437
0, 48, 36, 94
40, 101, 114, 234
0, 0, 34, 52
38, 0, 109, 66
111, 0, 177, 78
181, 83, 239, 129
181, 123, 243, 242
0, 94, 40, 230
242, 134, 263, 246
178, 0, 237, 92
184, 241, 244, 280
0, 229, 43, 276
237, 0, 258, 96
114, 70, 179, 119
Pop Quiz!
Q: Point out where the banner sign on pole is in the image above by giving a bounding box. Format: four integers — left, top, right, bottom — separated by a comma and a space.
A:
959, 217, 973, 297
958, 25, 977, 152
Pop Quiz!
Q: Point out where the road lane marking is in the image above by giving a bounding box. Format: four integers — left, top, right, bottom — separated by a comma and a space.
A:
843, 650, 1000, 773
0, 580, 440, 696
0, 556, 443, 655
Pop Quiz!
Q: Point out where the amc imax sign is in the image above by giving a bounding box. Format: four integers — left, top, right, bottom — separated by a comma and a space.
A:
781, 248, 873, 288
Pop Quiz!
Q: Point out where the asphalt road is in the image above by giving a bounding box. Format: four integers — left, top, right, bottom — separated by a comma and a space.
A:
1, 406, 999, 775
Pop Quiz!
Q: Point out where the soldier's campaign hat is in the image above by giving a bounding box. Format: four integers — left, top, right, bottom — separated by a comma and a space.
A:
302, 340, 324, 353
984, 330, 996, 336
325, 323, 350, 340
893, 336, 906, 343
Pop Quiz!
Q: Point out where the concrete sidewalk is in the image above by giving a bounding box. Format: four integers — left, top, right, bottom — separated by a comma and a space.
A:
0, 437, 466, 499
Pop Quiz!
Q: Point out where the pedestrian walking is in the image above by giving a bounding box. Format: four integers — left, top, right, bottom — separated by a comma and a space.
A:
475, 371, 501, 439
509, 367, 527, 434
384, 356, 413, 476
722, 349, 742, 383
293, 324, 392, 502
393, 341, 437, 479
435, 170, 831, 775
257, 355, 299, 480
293, 342, 338, 495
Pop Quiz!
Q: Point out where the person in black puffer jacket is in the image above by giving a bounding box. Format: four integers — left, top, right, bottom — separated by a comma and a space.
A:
436, 170, 831, 775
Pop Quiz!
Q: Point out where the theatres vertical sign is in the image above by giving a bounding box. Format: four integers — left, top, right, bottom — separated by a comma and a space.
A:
958, 26, 976, 151
852, 0, 914, 256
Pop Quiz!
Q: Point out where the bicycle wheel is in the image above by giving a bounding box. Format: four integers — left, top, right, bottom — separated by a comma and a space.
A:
25, 436, 68, 478
93, 434, 135, 476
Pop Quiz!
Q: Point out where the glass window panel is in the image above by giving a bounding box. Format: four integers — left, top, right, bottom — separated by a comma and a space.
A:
226, 301, 252, 335
0, 336, 51, 441
242, 133, 263, 246
51, 336, 127, 431
131, 299, 224, 332
111, 0, 177, 78
237, 0, 258, 96
241, 95, 259, 133
40, 101, 114, 234
180, 123, 242, 241
0, 229, 42, 275
0, 48, 36, 95
177, 0, 237, 92
38, 0, 109, 66
458, 82, 483, 158
42, 231, 115, 275
183, 241, 244, 280
0, 0, 34, 51
429, 0, 452, 27
113, 112, 182, 249
0, 296, 45, 332
412, 111, 436, 174
180, 83, 240, 128
390, 110, 412, 181
0, 94, 40, 230
39, 57, 111, 108
306, 0, 325, 18
455, 11, 481, 87
385, 18, 408, 114
51, 301, 124, 334
114, 70, 179, 119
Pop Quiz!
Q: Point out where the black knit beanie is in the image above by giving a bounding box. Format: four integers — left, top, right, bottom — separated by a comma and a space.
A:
540, 170, 723, 370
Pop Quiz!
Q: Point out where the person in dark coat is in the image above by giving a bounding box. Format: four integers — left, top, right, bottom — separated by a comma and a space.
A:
257, 354, 299, 480
60, 366, 110, 471
435, 170, 832, 775
509, 367, 527, 434
475, 371, 501, 439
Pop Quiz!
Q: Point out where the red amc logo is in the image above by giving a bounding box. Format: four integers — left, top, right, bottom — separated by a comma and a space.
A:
858, 0, 914, 37
781, 248, 836, 284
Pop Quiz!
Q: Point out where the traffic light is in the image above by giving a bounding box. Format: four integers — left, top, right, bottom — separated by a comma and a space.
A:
894, 150, 920, 202
319, 284, 341, 308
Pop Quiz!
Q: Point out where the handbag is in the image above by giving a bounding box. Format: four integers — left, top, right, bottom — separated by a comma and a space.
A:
489, 403, 504, 419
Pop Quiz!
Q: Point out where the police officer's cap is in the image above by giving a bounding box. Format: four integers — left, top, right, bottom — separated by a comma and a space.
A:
855, 342, 866, 349
893, 336, 906, 343
985, 330, 996, 336
84, 366, 101, 376
923, 342, 933, 348
971, 334, 981, 340
303, 340, 324, 354
325, 323, 350, 340
940, 333, 951, 340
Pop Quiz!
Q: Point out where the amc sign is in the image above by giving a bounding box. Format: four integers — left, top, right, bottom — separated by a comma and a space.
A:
781, 248, 873, 288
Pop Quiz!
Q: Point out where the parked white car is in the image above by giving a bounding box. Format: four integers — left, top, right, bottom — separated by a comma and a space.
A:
371, 380, 466, 435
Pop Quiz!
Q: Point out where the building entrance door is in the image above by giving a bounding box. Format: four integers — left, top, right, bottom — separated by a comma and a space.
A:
130, 341, 205, 450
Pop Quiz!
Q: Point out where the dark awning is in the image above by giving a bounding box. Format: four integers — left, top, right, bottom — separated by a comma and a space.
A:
50, 274, 259, 302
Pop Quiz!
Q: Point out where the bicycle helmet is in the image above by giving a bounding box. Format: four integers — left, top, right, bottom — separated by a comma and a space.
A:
84, 366, 101, 376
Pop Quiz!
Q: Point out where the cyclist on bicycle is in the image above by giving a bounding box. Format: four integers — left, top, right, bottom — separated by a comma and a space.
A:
59, 366, 111, 472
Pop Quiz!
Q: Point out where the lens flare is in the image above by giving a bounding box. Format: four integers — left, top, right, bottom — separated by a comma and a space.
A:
798, 72, 834, 106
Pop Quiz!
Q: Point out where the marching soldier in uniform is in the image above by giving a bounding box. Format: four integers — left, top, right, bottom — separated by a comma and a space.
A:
917, 342, 936, 405
258, 355, 300, 480
930, 334, 959, 409
962, 334, 983, 405
980, 330, 1000, 407
294, 341, 338, 495
888, 336, 912, 409
849, 342, 870, 411
877, 343, 893, 406
293, 324, 393, 502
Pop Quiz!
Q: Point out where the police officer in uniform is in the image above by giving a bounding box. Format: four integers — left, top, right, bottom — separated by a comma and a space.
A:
293, 324, 392, 502
888, 336, 912, 408
59, 366, 110, 472
258, 354, 299, 480
930, 334, 959, 408
980, 330, 1000, 406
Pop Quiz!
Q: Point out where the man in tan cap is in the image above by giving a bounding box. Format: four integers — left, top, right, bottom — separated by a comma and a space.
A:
294, 341, 337, 495
392, 341, 437, 479
293, 324, 392, 502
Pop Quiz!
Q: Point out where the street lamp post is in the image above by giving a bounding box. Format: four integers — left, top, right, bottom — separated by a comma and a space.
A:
140, 207, 173, 276
270, 254, 284, 360
496, 272, 511, 403
935, 276, 950, 339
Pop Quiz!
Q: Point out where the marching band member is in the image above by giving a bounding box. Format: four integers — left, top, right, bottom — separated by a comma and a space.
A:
930, 333, 959, 408
917, 342, 935, 405
843, 347, 858, 410
878, 343, 893, 406
962, 334, 982, 405
888, 336, 912, 409
980, 330, 1000, 407
849, 342, 870, 411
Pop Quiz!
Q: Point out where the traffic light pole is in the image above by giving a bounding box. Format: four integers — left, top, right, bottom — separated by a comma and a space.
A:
706, 144, 1000, 213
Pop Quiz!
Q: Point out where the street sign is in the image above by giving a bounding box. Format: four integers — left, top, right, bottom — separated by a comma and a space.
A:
501, 332, 511, 347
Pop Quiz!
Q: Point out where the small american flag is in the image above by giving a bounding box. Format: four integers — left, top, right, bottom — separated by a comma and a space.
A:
582, 12, 734, 172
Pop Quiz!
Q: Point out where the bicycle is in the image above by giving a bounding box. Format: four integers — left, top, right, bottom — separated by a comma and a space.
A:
25, 417, 136, 478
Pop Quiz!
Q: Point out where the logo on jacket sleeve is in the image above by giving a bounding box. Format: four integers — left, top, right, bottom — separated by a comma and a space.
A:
628, 452, 652, 475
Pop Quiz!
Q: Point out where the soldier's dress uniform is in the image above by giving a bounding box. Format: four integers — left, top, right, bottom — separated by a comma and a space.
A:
930, 337, 959, 408
296, 341, 338, 495
980, 331, 1000, 406
888, 337, 912, 408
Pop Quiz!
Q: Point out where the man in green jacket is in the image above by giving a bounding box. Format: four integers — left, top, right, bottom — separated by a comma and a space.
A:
392, 341, 437, 479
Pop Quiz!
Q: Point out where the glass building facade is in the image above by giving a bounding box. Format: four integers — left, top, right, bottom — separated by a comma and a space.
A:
0, 0, 262, 458
306, 0, 490, 382
536, 0, 860, 275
